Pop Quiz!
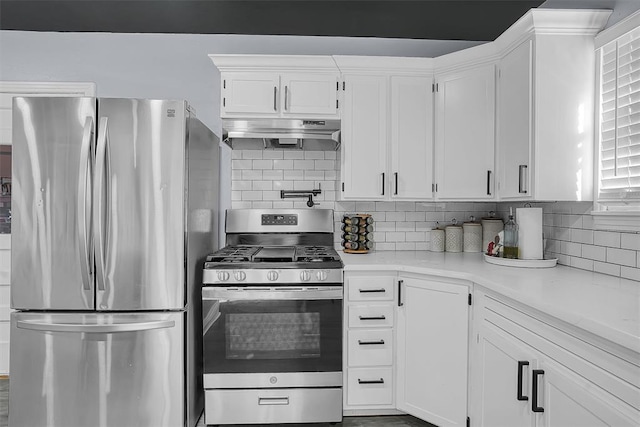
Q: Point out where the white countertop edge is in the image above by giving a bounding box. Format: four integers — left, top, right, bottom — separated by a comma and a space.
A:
342, 252, 640, 354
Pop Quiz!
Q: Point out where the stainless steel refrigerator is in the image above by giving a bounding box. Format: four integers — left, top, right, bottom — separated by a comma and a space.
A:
9, 97, 220, 427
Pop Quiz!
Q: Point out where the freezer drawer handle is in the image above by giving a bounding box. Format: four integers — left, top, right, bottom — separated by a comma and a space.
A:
358, 288, 385, 293
258, 396, 289, 406
16, 320, 175, 333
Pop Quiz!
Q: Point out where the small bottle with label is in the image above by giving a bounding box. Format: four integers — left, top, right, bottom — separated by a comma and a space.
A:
343, 215, 360, 226
503, 207, 519, 259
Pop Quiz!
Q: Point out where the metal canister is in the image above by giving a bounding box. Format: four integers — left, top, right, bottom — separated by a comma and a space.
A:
481, 212, 504, 254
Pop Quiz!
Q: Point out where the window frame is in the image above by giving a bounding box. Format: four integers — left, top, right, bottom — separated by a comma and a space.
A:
592, 9, 640, 232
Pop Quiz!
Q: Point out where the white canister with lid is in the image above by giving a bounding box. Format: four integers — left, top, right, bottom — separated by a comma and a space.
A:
445, 220, 463, 253
463, 218, 483, 252
430, 226, 445, 252
481, 212, 504, 254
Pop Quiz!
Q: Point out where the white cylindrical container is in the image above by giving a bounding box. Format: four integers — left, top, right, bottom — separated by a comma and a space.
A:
445, 224, 463, 252
463, 222, 483, 252
516, 207, 543, 259
430, 228, 445, 252
481, 217, 504, 253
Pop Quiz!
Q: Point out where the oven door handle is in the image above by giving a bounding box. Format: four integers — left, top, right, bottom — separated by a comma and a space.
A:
202, 287, 343, 300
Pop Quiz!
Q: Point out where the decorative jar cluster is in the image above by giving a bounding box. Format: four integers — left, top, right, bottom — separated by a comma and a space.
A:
341, 214, 374, 253
430, 217, 494, 253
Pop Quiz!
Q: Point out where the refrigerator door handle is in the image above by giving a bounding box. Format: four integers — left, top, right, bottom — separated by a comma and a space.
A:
94, 117, 109, 294
16, 319, 175, 333
78, 117, 94, 291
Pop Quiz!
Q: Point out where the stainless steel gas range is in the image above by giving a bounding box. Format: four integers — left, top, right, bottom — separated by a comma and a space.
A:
201, 209, 343, 425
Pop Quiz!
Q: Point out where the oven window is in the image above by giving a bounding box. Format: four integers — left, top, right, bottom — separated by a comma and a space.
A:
203, 299, 342, 374
227, 312, 320, 359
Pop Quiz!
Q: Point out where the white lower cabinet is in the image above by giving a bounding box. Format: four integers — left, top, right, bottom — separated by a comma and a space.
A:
471, 289, 640, 427
396, 275, 470, 427
344, 272, 397, 413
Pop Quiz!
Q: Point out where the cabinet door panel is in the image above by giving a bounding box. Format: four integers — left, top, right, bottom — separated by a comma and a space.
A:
396, 277, 469, 427
540, 360, 638, 427
476, 322, 537, 427
341, 75, 387, 200
221, 72, 280, 116
435, 65, 495, 199
498, 40, 533, 200
391, 76, 433, 200
281, 73, 338, 116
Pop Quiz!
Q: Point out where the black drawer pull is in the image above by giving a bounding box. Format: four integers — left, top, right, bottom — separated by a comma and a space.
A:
358, 339, 385, 345
358, 378, 385, 385
359, 288, 386, 293
517, 361, 529, 401
359, 315, 386, 321
532, 369, 545, 413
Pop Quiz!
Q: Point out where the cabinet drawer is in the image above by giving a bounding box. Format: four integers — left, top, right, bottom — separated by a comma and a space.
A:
348, 329, 393, 366
348, 304, 394, 328
347, 367, 394, 406
347, 276, 395, 302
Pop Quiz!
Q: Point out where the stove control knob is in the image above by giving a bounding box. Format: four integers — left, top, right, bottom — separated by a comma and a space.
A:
234, 271, 246, 282
316, 270, 328, 281
267, 270, 279, 281
217, 271, 230, 282
300, 270, 312, 282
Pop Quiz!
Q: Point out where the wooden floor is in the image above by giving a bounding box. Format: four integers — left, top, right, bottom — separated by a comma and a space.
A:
0, 377, 433, 427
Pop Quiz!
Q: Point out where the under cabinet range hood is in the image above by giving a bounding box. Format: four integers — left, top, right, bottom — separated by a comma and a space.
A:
222, 118, 340, 150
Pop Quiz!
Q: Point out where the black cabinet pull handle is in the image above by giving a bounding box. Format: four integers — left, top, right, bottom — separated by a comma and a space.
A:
394, 172, 398, 195
358, 339, 385, 345
358, 378, 384, 384
532, 369, 545, 413
359, 315, 386, 321
381, 173, 385, 195
487, 170, 492, 195
273, 86, 277, 111
359, 288, 385, 293
519, 165, 528, 193
398, 279, 404, 307
517, 361, 529, 401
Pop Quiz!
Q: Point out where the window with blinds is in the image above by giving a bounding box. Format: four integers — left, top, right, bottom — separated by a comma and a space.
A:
598, 26, 640, 202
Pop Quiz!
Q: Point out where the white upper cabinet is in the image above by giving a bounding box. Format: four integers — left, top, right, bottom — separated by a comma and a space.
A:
494, 10, 612, 201
340, 74, 388, 200
335, 56, 434, 202
390, 76, 434, 200
210, 55, 340, 119
434, 63, 496, 200
497, 40, 532, 199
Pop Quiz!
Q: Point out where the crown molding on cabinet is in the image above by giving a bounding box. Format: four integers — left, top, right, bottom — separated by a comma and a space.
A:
595, 8, 640, 48
209, 54, 339, 72
332, 56, 434, 75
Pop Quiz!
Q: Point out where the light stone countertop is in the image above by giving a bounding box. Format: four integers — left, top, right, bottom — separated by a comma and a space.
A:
340, 250, 640, 354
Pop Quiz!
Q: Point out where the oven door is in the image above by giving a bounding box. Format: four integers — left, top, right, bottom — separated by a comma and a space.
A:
202, 286, 343, 389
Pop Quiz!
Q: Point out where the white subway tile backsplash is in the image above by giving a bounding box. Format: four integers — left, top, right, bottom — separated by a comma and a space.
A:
621, 233, 640, 250
230, 152, 638, 281
606, 247, 637, 267
594, 231, 621, 248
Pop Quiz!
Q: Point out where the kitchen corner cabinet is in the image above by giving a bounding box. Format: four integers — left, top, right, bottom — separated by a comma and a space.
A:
396, 275, 470, 427
497, 32, 597, 201
434, 63, 496, 200
470, 289, 640, 427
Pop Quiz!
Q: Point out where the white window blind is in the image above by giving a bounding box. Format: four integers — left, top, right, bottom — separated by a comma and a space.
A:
598, 26, 640, 201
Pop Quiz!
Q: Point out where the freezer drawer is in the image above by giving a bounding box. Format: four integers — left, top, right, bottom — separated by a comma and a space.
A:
9, 311, 185, 427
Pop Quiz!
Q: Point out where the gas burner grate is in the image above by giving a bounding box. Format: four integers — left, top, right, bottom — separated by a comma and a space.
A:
205, 246, 261, 263
295, 246, 340, 262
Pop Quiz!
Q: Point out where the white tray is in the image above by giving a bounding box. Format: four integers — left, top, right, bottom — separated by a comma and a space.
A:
483, 254, 558, 268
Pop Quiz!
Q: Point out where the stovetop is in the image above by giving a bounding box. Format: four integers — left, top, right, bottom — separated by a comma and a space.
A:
204, 245, 342, 266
